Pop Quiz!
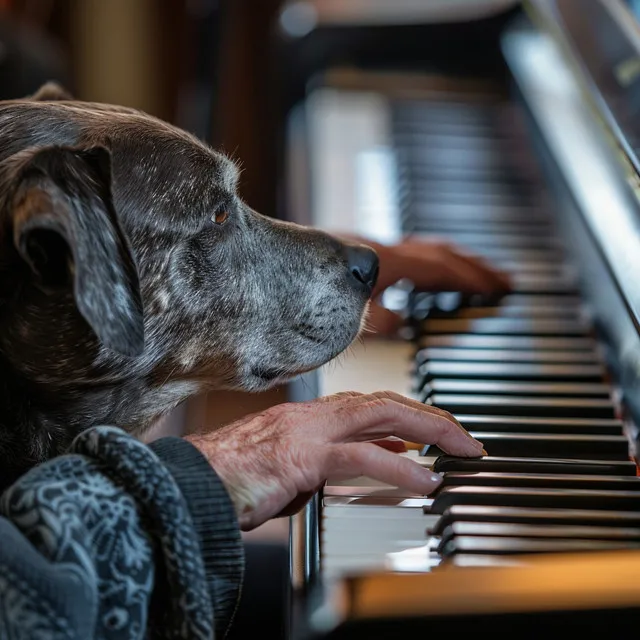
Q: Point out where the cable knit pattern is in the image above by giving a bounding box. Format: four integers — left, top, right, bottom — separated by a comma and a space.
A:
148, 437, 244, 638
0, 426, 243, 639
72, 427, 213, 639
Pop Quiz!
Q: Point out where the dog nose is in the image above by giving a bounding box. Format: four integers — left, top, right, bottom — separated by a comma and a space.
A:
345, 244, 379, 295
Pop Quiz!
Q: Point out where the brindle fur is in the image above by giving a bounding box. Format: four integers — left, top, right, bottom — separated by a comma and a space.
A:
0, 83, 372, 481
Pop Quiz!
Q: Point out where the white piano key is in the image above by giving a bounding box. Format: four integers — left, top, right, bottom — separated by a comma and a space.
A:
386, 545, 442, 572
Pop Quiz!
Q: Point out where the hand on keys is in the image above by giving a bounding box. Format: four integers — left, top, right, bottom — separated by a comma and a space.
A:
186, 390, 484, 530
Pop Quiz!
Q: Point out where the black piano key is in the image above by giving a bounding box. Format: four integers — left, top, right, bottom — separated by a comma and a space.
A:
407, 203, 551, 225
428, 394, 616, 418
511, 273, 577, 294
409, 174, 532, 194
476, 294, 582, 308
493, 260, 571, 274
413, 231, 558, 251
438, 472, 640, 492
421, 361, 604, 382
398, 126, 510, 144
423, 317, 588, 336
394, 100, 501, 120
394, 129, 506, 146
513, 282, 576, 296
423, 380, 610, 397
407, 165, 529, 187
429, 505, 640, 535
419, 335, 594, 351
410, 189, 528, 208
403, 143, 518, 163
410, 218, 552, 236
465, 432, 628, 458
400, 156, 513, 179
493, 263, 574, 279
430, 486, 640, 514
451, 304, 581, 319
439, 535, 640, 558
396, 137, 505, 155
420, 246, 564, 264
455, 415, 624, 435
432, 455, 636, 475
394, 113, 503, 129
417, 349, 599, 364
437, 521, 640, 551
404, 164, 522, 184
394, 112, 498, 126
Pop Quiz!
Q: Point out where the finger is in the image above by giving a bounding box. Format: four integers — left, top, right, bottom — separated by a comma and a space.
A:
426, 253, 508, 295
331, 391, 484, 456
371, 250, 423, 296
312, 391, 364, 403
371, 437, 407, 453
327, 442, 444, 495
389, 242, 511, 295
446, 249, 512, 292
339, 389, 466, 430
364, 302, 403, 337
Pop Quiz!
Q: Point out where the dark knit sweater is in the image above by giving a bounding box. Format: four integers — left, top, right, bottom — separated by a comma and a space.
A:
0, 426, 244, 639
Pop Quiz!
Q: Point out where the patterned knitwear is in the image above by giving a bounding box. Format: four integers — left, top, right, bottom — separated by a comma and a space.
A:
0, 426, 244, 639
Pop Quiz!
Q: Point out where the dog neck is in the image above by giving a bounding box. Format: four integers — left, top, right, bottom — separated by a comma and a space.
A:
0, 352, 198, 487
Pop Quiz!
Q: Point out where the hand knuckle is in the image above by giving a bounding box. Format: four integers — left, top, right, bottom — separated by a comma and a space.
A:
264, 402, 291, 416
372, 390, 399, 401
261, 402, 310, 432
336, 391, 363, 400
366, 396, 394, 412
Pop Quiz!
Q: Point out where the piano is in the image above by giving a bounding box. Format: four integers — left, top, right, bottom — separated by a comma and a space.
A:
277, 0, 640, 636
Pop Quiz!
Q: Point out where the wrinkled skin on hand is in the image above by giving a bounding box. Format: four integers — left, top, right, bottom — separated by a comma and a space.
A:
186, 391, 484, 531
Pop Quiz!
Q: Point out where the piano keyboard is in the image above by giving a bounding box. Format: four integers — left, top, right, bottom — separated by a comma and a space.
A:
317, 83, 640, 580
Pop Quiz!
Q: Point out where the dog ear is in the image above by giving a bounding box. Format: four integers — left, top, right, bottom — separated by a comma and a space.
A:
29, 82, 74, 102
11, 146, 144, 356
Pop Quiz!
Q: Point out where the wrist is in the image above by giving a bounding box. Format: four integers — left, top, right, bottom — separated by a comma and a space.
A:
183, 433, 254, 527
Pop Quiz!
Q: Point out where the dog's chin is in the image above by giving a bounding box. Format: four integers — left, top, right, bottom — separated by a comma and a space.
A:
247, 366, 306, 390
244, 360, 331, 391
242, 307, 370, 392
245, 353, 341, 391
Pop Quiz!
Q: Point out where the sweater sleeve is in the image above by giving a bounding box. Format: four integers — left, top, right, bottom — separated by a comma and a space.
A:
148, 436, 244, 637
0, 426, 244, 640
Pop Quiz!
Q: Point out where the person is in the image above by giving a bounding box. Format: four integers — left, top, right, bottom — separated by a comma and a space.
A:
0, 237, 508, 639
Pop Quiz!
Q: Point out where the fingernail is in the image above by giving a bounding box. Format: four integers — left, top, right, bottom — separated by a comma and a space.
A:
481, 448, 488, 456
423, 471, 443, 495
423, 470, 443, 488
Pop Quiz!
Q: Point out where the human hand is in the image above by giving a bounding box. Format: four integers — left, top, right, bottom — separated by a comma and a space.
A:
185, 391, 485, 530
342, 236, 511, 335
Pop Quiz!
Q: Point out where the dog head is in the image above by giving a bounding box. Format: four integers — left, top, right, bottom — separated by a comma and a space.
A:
0, 82, 378, 469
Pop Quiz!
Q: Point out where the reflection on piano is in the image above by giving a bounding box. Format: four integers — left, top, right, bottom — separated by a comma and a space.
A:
280, 0, 640, 635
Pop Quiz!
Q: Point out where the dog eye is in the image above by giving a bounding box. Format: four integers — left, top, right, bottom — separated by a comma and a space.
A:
211, 210, 229, 225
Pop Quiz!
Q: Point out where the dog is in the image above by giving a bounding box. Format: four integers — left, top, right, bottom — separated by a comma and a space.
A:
0, 82, 379, 482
